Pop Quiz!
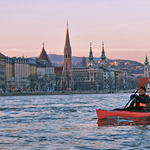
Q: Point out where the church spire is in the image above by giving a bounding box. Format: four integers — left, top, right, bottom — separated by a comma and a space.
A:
64, 22, 71, 53
144, 55, 149, 77
98, 42, 107, 67
63, 23, 72, 71
100, 42, 106, 60
145, 55, 149, 65
62, 23, 73, 89
87, 42, 95, 67
88, 42, 94, 61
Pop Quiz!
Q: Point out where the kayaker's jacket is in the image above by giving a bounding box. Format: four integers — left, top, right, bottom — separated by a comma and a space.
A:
128, 94, 150, 111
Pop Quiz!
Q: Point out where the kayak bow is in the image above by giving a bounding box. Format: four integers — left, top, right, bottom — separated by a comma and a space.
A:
96, 109, 150, 120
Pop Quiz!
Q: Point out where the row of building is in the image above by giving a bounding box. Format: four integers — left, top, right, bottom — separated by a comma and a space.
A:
0, 43, 55, 91
0, 23, 149, 92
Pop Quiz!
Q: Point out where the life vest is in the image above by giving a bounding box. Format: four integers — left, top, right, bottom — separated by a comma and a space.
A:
133, 94, 150, 110
133, 102, 146, 109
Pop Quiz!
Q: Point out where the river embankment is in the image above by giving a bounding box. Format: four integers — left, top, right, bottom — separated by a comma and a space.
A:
0, 90, 135, 96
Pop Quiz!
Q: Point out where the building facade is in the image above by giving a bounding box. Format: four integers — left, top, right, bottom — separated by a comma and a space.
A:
34, 43, 55, 91
0, 53, 6, 91
6, 57, 37, 90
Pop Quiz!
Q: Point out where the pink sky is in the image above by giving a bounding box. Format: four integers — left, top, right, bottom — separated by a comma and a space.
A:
0, 0, 150, 64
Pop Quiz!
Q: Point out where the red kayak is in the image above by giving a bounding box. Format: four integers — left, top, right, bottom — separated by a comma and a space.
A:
96, 109, 150, 120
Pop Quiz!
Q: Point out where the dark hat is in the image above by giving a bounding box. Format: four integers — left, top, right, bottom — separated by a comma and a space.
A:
140, 86, 146, 92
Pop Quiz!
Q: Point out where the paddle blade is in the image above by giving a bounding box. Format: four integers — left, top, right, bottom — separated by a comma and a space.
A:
137, 77, 149, 90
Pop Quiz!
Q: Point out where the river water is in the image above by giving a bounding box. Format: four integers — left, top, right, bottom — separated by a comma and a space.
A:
0, 93, 150, 150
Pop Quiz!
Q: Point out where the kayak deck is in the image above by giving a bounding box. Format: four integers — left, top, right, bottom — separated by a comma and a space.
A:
96, 109, 150, 120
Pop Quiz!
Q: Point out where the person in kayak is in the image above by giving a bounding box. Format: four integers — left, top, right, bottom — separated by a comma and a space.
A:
125, 86, 150, 111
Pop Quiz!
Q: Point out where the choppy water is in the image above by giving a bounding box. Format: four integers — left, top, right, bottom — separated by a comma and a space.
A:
0, 93, 150, 150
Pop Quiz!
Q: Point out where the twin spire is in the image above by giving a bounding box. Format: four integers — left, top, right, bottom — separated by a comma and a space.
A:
88, 42, 106, 62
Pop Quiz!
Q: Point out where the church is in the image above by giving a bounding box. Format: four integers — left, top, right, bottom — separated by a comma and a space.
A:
60, 24, 133, 91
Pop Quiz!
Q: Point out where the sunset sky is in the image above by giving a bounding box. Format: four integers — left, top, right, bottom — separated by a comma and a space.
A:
0, 0, 150, 63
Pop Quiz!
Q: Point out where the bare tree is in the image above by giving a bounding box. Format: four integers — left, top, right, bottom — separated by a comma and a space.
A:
61, 71, 71, 90
29, 73, 38, 90
43, 73, 56, 91
117, 74, 124, 90
81, 56, 87, 67
55, 73, 62, 91
104, 74, 115, 90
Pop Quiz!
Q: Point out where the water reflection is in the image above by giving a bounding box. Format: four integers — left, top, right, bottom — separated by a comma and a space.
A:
97, 117, 150, 127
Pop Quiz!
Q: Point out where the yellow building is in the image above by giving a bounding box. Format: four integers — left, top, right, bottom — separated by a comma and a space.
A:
6, 57, 14, 78
6, 57, 37, 89
28, 58, 37, 76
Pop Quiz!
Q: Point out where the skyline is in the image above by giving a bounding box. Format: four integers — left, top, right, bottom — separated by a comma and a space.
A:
0, 0, 150, 64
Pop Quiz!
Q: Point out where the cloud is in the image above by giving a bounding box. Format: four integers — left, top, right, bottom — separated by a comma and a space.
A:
119, 21, 150, 27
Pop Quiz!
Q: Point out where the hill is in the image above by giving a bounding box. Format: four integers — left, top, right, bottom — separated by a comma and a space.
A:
43, 54, 144, 74
49, 54, 100, 63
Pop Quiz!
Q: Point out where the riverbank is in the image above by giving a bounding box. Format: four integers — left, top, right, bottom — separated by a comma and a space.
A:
0, 90, 135, 96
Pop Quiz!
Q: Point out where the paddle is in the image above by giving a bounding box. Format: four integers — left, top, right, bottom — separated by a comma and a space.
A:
124, 77, 149, 109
